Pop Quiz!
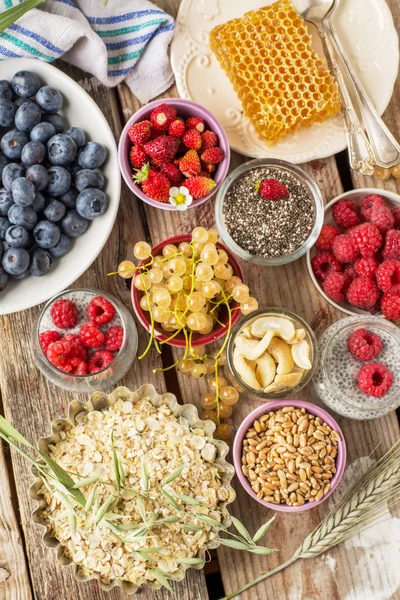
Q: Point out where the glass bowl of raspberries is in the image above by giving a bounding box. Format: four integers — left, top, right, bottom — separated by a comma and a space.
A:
33, 288, 138, 392
307, 188, 400, 320
118, 98, 230, 210
312, 315, 400, 419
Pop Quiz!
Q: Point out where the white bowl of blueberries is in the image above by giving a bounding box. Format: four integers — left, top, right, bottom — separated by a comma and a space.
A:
0, 60, 120, 314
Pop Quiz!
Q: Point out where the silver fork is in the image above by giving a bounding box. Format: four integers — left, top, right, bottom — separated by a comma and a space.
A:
292, 0, 375, 175
323, 0, 400, 169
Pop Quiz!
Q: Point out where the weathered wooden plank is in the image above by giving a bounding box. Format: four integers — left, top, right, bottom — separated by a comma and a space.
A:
0, 64, 208, 600
0, 437, 32, 600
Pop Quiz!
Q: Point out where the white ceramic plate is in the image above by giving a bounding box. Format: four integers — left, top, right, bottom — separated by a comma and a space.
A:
306, 188, 400, 316
171, 0, 399, 163
0, 58, 120, 315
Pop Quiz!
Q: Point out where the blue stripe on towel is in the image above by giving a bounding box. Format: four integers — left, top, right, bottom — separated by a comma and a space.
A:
87, 9, 165, 25
0, 45, 22, 58
105, 22, 174, 51
108, 66, 133, 77
9, 23, 63, 54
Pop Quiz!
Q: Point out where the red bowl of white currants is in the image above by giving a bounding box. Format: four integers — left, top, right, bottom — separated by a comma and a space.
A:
131, 228, 253, 348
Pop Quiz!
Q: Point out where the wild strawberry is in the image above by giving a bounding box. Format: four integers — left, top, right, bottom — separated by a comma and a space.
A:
129, 145, 147, 169
144, 136, 179, 167
142, 171, 171, 203
179, 150, 201, 177
150, 103, 177, 131
201, 161, 216, 175
160, 162, 183, 186
185, 117, 205, 132
184, 176, 216, 199
258, 178, 289, 201
168, 118, 185, 138
182, 129, 202, 150
201, 147, 225, 164
201, 130, 218, 149
127, 120, 151, 145
199, 170, 211, 178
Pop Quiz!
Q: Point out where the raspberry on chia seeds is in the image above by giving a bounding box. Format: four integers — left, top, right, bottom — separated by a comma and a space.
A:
46, 339, 72, 371
322, 272, 350, 302
88, 350, 115, 374
104, 326, 124, 352
79, 321, 105, 348
346, 277, 380, 309
332, 199, 360, 228
50, 299, 78, 329
347, 328, 382, 361
87, 296, 116, 325
62, 333, 87, 360
311, 251, 342, 281
357, 362, 394, 397
69, 357, 88, 375
332, 234, 358, 263
40, 330, 60, 353
315, 224, 340, 251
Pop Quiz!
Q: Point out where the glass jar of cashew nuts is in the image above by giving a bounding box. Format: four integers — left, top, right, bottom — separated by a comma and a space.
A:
226, 308, 318, 399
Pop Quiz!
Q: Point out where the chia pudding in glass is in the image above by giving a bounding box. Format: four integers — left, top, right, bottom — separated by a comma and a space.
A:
215, 158, 324, 266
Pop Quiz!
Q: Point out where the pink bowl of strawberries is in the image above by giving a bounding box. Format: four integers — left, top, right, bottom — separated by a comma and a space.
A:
118, 98, 230, 210
307, 189, 400, 321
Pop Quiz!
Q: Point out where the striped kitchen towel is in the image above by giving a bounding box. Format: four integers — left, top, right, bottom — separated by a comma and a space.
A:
0, 0, 175, 102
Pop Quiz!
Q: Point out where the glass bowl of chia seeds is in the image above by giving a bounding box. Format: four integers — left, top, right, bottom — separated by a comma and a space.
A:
312, 315, 400, 420
215, 158, 324, 266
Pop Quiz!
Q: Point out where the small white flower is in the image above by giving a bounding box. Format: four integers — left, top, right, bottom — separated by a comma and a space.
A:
169, 186, 193, 211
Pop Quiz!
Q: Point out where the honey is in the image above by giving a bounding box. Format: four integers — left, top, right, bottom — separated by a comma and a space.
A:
209, 0, 341, 146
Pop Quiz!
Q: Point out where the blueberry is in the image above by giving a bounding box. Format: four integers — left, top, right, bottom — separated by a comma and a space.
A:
45, 165, 71, 196
8, 204, 37, 230
0, 265, 8, 291
0, 80, 13, 100
11, 268, 30, 280
1, 129, 29, 160
41, 113, 64, 133
61, 210, 88, 238
12, 71, 41, 98
30, 248, 51, 277
21, 140, 46, 166
0, 99, 16, 127
49, 233, 71, 258
30, 121, 56, 144
26, 164, 48, 191
0, 189, 13, 217
2, 247, 30, 275
33, 220, 60, 248
59, 187, 78, 208
15, 101, 41, 133
65, 127, 86, 148
76, 188, 107, 220
0, 153, 9, 178
44, 199, 66, 222
2, 162, 25, 190
0, 217, 11, 239
65, 159, 82, 176
47, 134, 77, 166
78, 142, 107, 169
31, 192, 46, 212
5, 225, 30, 248
11, 177, 35, 206
75, 169, 105, 192
36, 86, 63, 113
14, 97, 31, 109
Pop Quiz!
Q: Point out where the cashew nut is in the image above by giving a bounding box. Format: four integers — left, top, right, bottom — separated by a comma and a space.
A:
291, 339, 312, 370
234, 330, 275, 361
263, 372, 304, 394
286, 329, 306, 344
250, 316, 295, 341
233, 348, 262, 390
255, 351, 276, 388
268, 338, 294, 375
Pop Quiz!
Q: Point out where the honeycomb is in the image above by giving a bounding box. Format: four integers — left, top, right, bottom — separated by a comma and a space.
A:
209, 0, 341, 146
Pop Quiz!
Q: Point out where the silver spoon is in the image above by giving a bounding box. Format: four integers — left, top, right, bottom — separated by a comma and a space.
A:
323, 0, 400, 169
292, 0, 375, 176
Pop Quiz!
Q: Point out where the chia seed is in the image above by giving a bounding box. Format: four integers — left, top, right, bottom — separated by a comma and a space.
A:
223, 166, 315, 258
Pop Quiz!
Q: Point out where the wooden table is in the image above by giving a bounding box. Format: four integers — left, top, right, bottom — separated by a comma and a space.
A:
1, 1, 400, 598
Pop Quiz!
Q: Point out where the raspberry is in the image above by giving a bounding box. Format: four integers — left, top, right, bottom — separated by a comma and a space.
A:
69, 357, 88, 375
315, 224, 340, 251
357, 362, 394, 397
104, 326, 124, 352
392, 207, 400, 229
360, 194, 386, 221
201, 130, 218, 150
343, 263, 357, 281
87, 350, 115, 374
368, 205, 394, 235
348, 328, 382, 361
346, 277, 380, 309
348, 223, 382, 257
46, 339, 73, 372
381, 294, 400, 320
79, 321, 105, 348
353, 256, 379, 279
40, 330, 61, 353
168, 118, 185, 138
322, 272, 350, 302
332, 234, 358, 263
61, 334, 87, 360
87, 296, 116, 325
376, 260, 400, 294
311, 251, 342, 281
332, 199, 360, 228
382, 229, 400, 260
50, 299, 78, 329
